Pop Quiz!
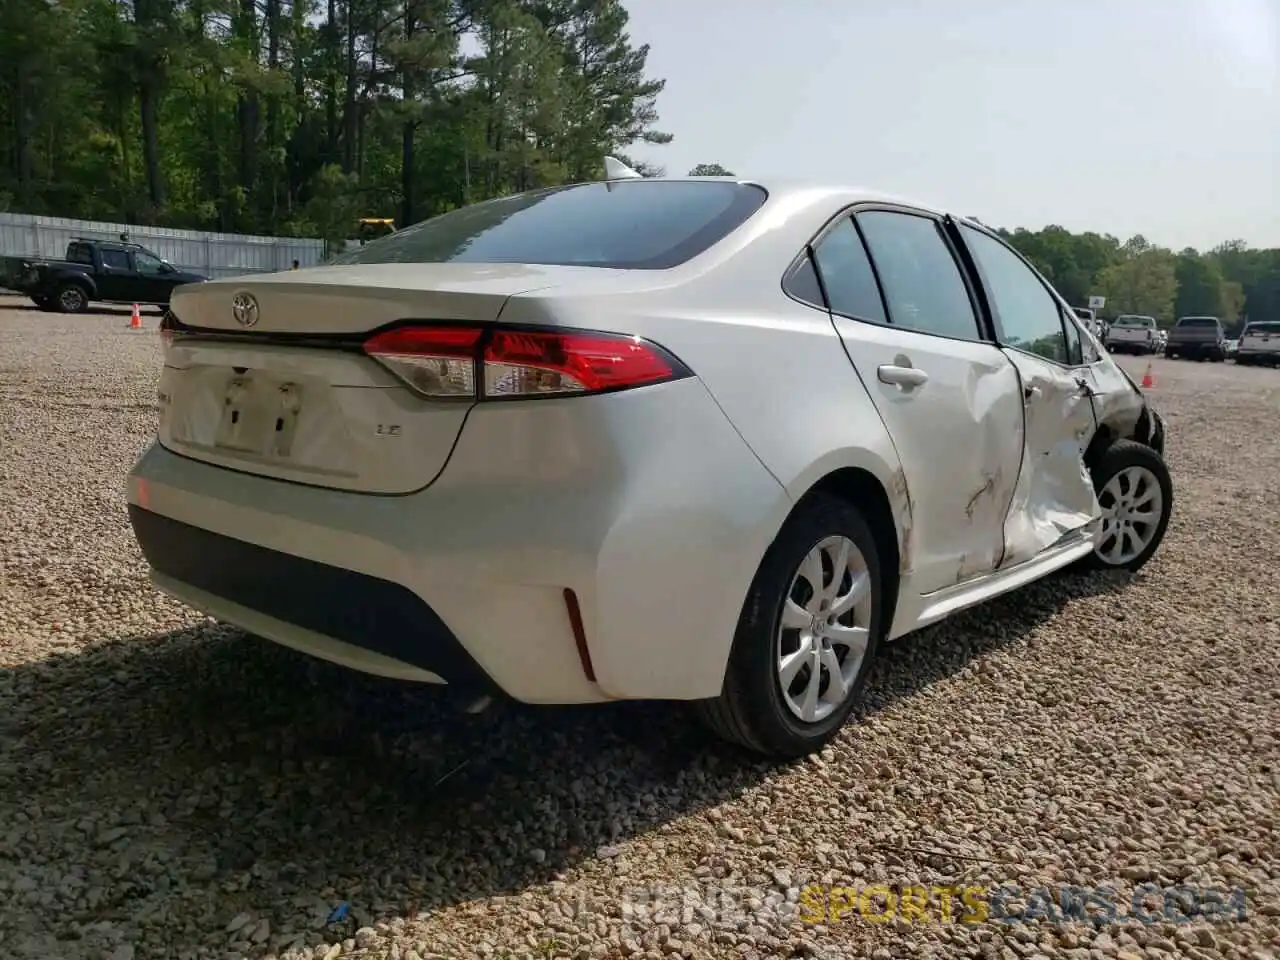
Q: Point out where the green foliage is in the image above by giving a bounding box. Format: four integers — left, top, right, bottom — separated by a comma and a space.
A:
3, 1, 1278, 328
0, 0, 671, 236
999, 225, 1280, 329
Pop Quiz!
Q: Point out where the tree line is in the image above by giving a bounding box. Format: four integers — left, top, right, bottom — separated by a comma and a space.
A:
2, 0, 1276, 327
0, 0, 672, 241
992, 226, 1280, 330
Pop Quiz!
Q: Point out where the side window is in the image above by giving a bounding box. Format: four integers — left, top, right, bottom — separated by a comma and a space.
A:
783, 254, 825, 308
809, 218, 886, 323
135, 252, 165, 275
100, 249, 131, 271
855, 211, 981, 341
960, 224, 1071, 364
68, 243, 93, 265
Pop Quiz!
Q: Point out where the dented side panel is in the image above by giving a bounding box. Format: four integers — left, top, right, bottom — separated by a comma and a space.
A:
1080, 356, 1145, 438
828, 315, 1025, 595
998, 351, 1102, 568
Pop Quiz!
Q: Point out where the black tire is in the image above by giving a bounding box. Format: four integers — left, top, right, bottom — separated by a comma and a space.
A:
693, 493, 887, 758
54, 283, 89, 314
1080, 440, 1173, 574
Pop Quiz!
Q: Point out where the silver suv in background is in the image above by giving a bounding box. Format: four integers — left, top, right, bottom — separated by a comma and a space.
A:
1236, 321, 1280, 366
1106, 315, 1160, 355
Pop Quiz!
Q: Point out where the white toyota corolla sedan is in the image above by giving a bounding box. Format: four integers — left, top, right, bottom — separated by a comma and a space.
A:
126, 160, 1173, 758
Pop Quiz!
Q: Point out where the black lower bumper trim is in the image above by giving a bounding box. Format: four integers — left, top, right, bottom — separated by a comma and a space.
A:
127, 505, 496, 691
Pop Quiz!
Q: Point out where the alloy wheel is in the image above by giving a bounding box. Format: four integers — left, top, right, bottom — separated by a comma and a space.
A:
776, 535, 874, 724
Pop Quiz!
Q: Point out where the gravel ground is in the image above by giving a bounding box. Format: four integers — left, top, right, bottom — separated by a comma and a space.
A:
1, 297, 1277, 960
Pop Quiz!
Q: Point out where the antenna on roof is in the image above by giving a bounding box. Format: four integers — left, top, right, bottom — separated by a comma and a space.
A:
603, 156, 643, 181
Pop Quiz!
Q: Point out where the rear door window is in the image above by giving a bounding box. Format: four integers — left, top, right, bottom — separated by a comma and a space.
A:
856, 210, 983, 342
330, 180, 768, 270
100, 249, 131, 270
959, 223, 1074, 364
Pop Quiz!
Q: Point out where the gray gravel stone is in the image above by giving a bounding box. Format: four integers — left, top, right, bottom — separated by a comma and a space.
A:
0, 305, 1276, 960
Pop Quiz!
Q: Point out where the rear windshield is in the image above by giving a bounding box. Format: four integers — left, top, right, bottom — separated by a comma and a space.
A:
1113, 316, 1154, 327
1177, 317, 1219, 327
1245, 322, 1280, 334
330, 180, 769, 270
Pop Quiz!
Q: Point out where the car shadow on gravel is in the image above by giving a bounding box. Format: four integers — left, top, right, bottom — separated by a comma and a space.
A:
0, 567, 1131, 951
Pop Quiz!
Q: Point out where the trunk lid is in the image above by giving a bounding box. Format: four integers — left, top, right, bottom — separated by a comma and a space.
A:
157, 262, 678, 494
157, 336, 471, 495
158, 263, 584, 494
168, 262, 570, 334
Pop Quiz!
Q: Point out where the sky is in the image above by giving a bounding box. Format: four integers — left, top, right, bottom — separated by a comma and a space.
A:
623, 0, 1280, 251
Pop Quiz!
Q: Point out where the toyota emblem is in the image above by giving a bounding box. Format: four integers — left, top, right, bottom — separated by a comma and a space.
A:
232, 292, 259, 328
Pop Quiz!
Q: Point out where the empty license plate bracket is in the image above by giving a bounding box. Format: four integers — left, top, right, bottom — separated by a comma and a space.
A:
214, 374, 304, 457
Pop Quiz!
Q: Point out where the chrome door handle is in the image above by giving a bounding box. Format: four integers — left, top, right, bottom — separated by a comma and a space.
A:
878, 364, 929, 390
1023, 384, 1041, 401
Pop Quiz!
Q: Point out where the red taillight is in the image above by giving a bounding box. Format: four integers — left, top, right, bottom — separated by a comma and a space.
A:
362, 324, 690, 400
360, 325, 483, 398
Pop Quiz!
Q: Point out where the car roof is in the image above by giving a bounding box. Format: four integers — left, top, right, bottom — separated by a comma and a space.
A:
639, 177, 961, 221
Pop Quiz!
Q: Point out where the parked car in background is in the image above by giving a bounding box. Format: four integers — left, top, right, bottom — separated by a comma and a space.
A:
125, 164, 1174, 759
1165, 316, 1227, 361
1106, 315, 1160, 354
1236, 321, 1280, 366
0, 238, 208, 313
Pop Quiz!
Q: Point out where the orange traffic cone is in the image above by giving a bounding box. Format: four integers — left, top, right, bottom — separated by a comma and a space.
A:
129, 303, 143, 329
1141, 362, 1154, 389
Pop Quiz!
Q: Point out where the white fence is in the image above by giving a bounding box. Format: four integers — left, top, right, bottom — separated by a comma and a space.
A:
0, 212, 327, 281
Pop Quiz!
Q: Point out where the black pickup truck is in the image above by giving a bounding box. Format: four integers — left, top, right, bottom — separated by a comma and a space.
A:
1, 238, 208, 313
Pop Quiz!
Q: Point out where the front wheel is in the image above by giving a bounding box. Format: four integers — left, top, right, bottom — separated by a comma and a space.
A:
1082, 440, 1173, 574
694, 493, 886, 758
54, 283, 89, 314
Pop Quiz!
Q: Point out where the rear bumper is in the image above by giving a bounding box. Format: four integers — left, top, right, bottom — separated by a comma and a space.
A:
1106, 339, 1154, 352
125, 377, 790, 704
129, 505, 496, 690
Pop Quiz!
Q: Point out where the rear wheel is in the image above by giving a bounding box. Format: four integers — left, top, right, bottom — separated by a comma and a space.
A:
54, 283, 89, 314
694, 493, 886, 758
1081, 440, 1173, 574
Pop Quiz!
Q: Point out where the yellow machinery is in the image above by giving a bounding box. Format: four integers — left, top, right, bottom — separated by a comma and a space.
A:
357, 218, 396, 243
